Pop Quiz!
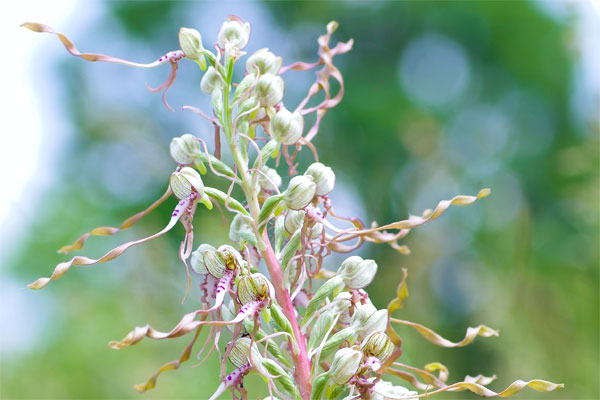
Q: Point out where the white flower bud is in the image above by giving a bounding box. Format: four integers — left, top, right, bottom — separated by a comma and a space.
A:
229, 213, 254, 243
284, 175, 316, 210
256, 73, 284, 107
217, 19, 251, 51
269, 107, 303, 145
338, 256, 378, 290
178, 27, 206, 68
190, 243, 217, 275
201, 66, 224, 94
246, 48, 282, 75
258, 166, 282, 192
352, 304, 388, 339
237, 273, 274, 306
361, 331, 394, 361
329, 348, 362, 385
284, 209, 305, 234
372, 380, 418, 400
284, 209, 323, 239
305, 162, 335, 196
169, 167, 205, 200
170, 134, 201, 165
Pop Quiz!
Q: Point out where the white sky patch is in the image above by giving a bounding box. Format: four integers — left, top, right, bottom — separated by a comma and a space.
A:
0, 1, 81, 261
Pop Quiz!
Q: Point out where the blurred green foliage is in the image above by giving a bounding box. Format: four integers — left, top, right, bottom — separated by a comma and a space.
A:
3, 1, 597, 399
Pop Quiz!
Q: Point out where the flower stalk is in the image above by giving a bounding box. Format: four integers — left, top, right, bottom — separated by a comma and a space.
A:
23, 16, 563, 400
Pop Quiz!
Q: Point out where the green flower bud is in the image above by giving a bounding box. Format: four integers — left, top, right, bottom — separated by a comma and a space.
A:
201, 66, 224, 94
217, 19, 251, 51
229, 213, 255, 243
178, 27, 206, 69
202, 245, 227, 278
305, 162, 335, 196
170, 167, 205, 200
284, 209, 305, 234
270, 107, 303, 145
258, 166, 282, 192
284, 175, 316, 210
246, 48, 282, 75
190, 243, 216, 275
284, 210, 323, 239
337, 256, 378, 290
352, 303, 388, 339
361, 331, 394, 361
237, 273, 274, 306
170, 134, 201, 165
256, 73, 284, 107
228, 337, 269, 376
329, 348, 362, 385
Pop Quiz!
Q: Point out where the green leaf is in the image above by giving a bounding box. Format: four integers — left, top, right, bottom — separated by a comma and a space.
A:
258, 194, 284, 230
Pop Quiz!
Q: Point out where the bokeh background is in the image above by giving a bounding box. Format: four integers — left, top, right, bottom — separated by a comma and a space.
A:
1, 1, 598, 399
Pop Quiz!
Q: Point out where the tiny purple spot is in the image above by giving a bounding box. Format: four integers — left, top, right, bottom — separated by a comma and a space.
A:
227, 376, 231, 381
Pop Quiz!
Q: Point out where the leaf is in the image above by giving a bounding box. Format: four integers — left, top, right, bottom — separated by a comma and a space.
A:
204, 187, 249, 216
258, 194, 284, 229
252, 140, 280, 170
262, 359, 301, 400
197, 152, 236, 179
390, 319, 498, 348
280, 228, 303, 272
303, 276, 344, 322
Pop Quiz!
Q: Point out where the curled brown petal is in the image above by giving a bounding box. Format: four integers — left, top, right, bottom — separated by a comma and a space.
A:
29, 197, 192, 290
133, 315, 208, 393
21, 22, 174, 68
58, 188, 172, 254
390, 319, 498, 348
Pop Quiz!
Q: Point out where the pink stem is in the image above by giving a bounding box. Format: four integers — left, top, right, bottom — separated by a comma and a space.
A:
261, 230, 312, 400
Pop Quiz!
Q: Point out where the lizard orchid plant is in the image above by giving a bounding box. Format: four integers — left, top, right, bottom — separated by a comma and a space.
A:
24, 16, 563, 400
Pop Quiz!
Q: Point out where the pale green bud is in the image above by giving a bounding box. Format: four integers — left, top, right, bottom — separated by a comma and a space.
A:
352, 303, 388, 339
256, 73, 284, 107
200, 245, 227, 278
237, 273, 274, 306
258, 166, 282, 192
229, 213, 255, 243
246, 48, 282, 75
284, 209, 306, 234
217, 19, 251, 51
170, 167, 205, 200
228, 337, 269, 376
284, 175, 316, 210
329, 348, 362, 385
284, 210, 322, 239
338, 256, 378, 290
201, 66, 224, 94
190, 243, 216, 275
270, 107, 303, 145
305, 162, 335, 196
178, 27, 206, 69
170, 134, 201, 165
361, 331, 394, 361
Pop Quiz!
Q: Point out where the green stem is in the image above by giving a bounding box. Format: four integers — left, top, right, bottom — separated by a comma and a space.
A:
220, 56, 312, 400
